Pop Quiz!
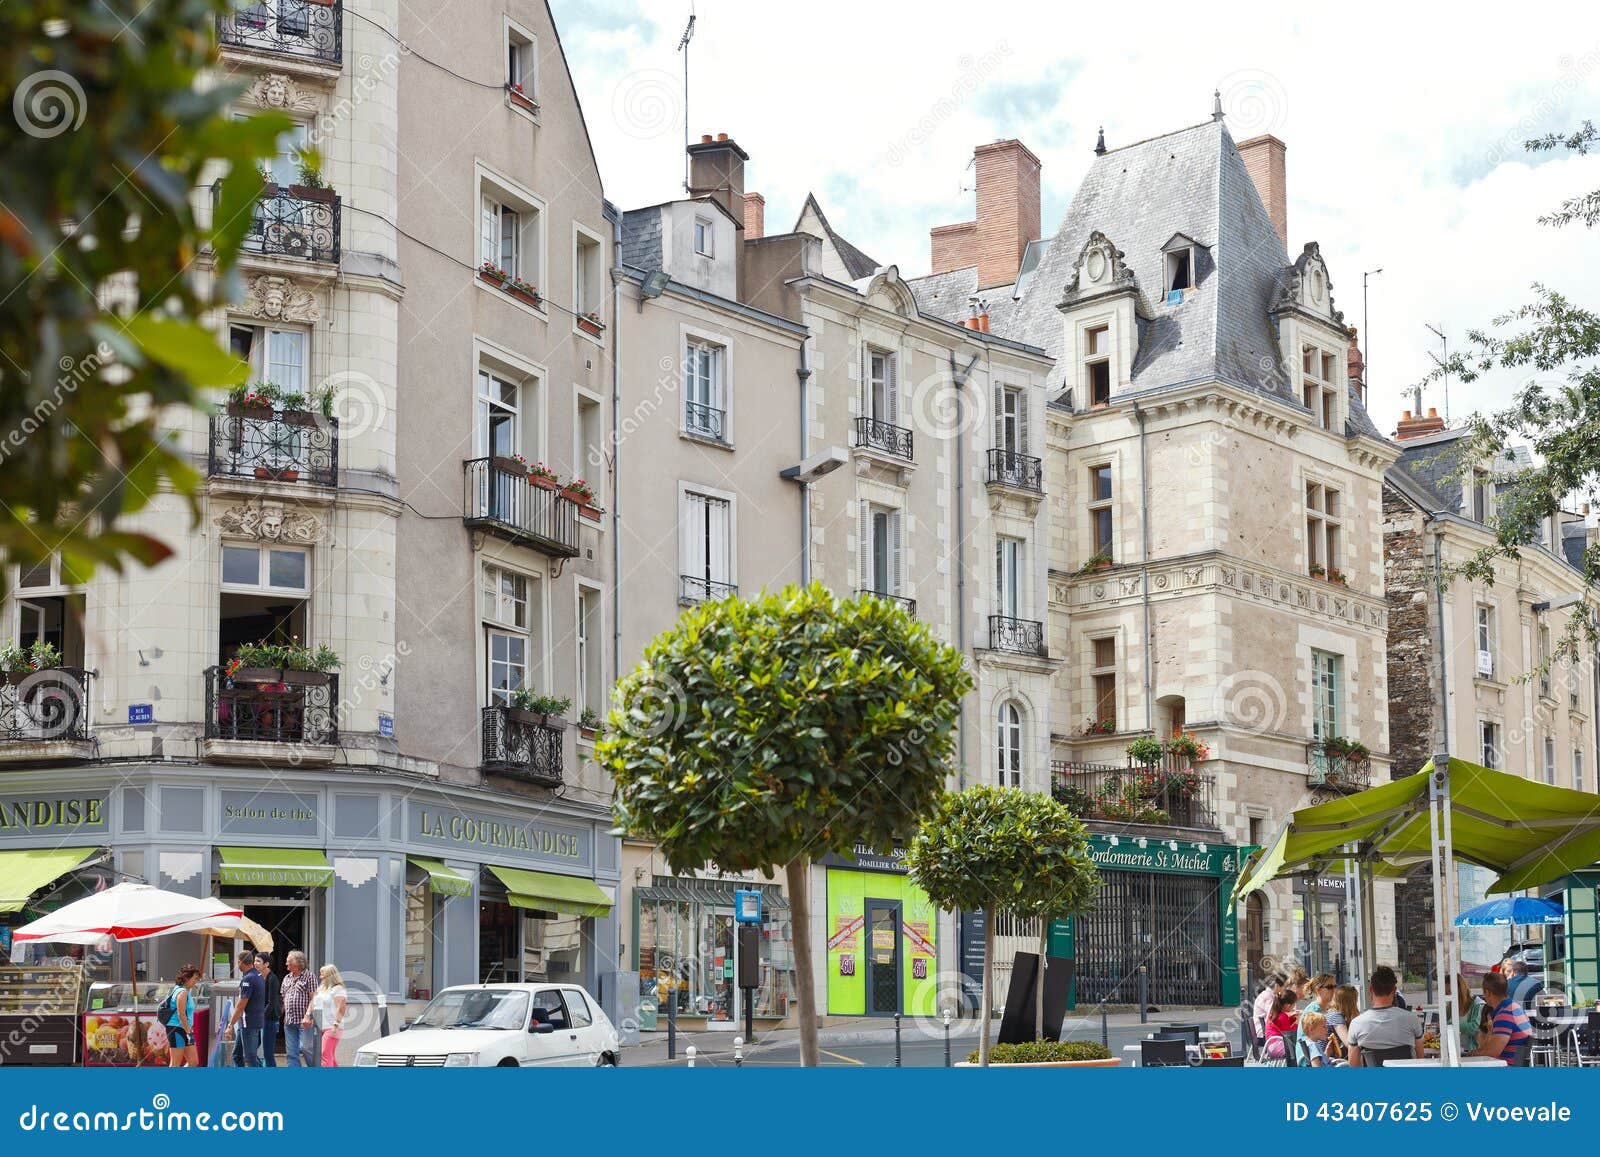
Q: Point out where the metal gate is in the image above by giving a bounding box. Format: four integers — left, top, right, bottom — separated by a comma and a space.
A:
1075, 870, 1220, 1007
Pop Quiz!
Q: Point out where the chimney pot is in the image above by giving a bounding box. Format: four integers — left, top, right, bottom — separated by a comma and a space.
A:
742, 192, 765, 240
1427, 407, 1438, 418
700, 134, 713, 144
716, 132, 729, 142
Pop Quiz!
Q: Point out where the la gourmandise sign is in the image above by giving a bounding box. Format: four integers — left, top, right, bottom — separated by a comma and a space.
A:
0, 794, 108, 833
413, 806, 583, 860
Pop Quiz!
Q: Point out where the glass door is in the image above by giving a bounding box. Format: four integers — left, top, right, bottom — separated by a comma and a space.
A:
864, 900, 902, 1016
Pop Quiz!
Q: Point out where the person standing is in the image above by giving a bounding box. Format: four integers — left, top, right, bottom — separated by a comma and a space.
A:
163, 965, 201, 1068
280, 950, 316, 1068
222, 949, 264, 1067
258, 953, 283, 1067
313, 963, 348, 1067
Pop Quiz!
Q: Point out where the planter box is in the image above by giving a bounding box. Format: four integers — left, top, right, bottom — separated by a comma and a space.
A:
491, 455, 528, 476
577, 316, 605, 337
5, 669, 34, 687
506, 708, 568, 731
578, 726, 598, 742
561, 486, 595, 508
529, 474, 559, 492
229, 666, 282, 684
253, 467, 300, 482
577, 502, 603, 521
507, 87, 538, 113
228, 403, 274, 420
289, 184, 337, 204
278, 410, 321, 427
279, 669, 331, 687
955, 1057, 1121, 1068
478, 269, 543, 308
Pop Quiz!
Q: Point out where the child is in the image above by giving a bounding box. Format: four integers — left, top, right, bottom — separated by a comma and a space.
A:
1298, 1010, 1332, 1067
1264, 989, 1298, 1059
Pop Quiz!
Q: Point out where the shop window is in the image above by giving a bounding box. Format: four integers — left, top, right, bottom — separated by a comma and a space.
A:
523, 913, 584, 983
404, 874, 439, 1002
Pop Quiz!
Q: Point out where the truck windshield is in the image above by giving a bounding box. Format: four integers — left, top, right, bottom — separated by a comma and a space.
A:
414, 989, 529, 1030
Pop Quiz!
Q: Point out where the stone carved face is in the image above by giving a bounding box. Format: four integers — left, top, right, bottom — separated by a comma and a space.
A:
261, 74, 291, 108
259, 278, 287, 319
258, 504, 284, 539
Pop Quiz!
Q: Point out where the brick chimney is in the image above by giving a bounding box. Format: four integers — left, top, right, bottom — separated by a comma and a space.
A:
929, 138, 1041, 290
742, 192, 765, 240
1346, 325, 1365, 402
1236, 134, 1288, 248
1394, 407, 1447, 440
687, 132, 748, 234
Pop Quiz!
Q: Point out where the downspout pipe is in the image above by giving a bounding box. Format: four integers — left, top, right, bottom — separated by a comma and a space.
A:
798, 340, 812, 584
609, 217, 624, 688
1431, 521, 1449, 759
950, 349, 980, 790
1133, 402, 1153, 733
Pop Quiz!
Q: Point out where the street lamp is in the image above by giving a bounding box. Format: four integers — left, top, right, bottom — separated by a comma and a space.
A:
1362, 268, 1382, 388
781, 447, 848, 584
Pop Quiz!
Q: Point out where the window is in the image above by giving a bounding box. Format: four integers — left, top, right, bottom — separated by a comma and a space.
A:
476, 367, 527, 460
404, 875, 439, 1002
254, 117, 309, 188
219, 545, 309, 665
860, 504, 903, 596
1089, 465, 1113, 559
863, 347, 897, 424
1543, 734, 1557, 785
506, 22, 535, 94
1165, 248, 1192, 295
1305, 481, 1342, 574
1091, 637, 1117, 730
1539, 624, 1553, 699
481, 564, 529, 629
221, 544, 309, 594
574, 228, 603, 319
230, 323, 308, 395
684, 339, 725, 440
1576, 747, 1586, 792
576, 585, 602, 720
1475, 605, 1496, 678
576, 392, 604, 483
1480, 720, 1501, 769
482, 197, 521, 277
997, 701, 1023, 788
1085, 325, 1111, 406
564, 987, 593, 1027
478, 173, 543, 289
482, 563, 540, 706
693, 217, 713, 257
1311, 650, 1341, 741
995, 537, 1023, 618
1470, 469, 1492, 523
994, 385, 1027, 455
1301, 345, 1340, 431
1248, 816, 1266, 848
681, 488, 734, 601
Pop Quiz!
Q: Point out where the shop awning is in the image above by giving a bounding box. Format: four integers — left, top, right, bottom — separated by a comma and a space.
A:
1234, 757, 1600, 900
217, 847, 333, 888
635, 880, 789, 910
487, 866, 612, 918
408, 857, 471, 898
0, 847, 101, 914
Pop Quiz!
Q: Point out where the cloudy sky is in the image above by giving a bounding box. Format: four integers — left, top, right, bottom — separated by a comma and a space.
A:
551, 0, 1600, 436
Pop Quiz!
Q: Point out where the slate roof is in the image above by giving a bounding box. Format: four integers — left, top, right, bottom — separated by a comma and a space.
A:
795, 193, 881, 280
910, 117, 1385, 440
619, 205, 663, 272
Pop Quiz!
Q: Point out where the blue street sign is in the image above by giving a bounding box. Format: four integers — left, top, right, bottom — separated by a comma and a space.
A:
128, 703, 153, 725
378, 713, 394, 738
733, 888, 762, 924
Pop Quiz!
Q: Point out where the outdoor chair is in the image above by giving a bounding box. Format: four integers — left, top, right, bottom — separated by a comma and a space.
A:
1140, 1037, 1190, 1067
1529, 1015, 1560, 1067
1201, 1055, 1246, 1067
1162, 1023, 1204, 1047
1362, 1044, 1415, 1067
1511, 1038, 1532, 1067
1571, 1021, 1600, 1068
1241, 1015, 1262, 1062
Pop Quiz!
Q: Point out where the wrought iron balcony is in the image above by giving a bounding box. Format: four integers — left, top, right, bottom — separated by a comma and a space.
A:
1, 668, 93, 745
986, 448, 1043, 493
684, 401, 726, 442
481, 704, 563, 787
221, 182, 341, 264
1052, 757, 1218, 831
217, 0, 343, 66
680, 575, 737, 605
463, 458, 580, 558
988, 614, 1046, 657
854, 416, 913, 461
1307, 739, 1372, 793
858, 589, 916, 617
205, 666, 338, 746
209, 407, 338, 487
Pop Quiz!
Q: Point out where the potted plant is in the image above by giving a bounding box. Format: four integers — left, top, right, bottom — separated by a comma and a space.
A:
479, 260, 511, 290
227, 381, 282, 419
226, 643, 282, 684
1076, 716, 1115, 736
577, 310, 605, 337
1125, 735, 1164, 766
493, 450, 531, 476
279, 642, 341, 686
227, 640, 339, 686
507, 689, 571, 729
1079, 551, 1113, 575
478, 262, 544, 308
289, 156, 336, 204
506, 81, 538, 113
277, 390, 319, 427
1164, 729, 1209, 764
561, 477, 601, 517
1327, 566, 1350, 587
1309, 562, 1326, 579
2, 640, 60, 685
959, 1040, 1118, 1068
577, 707, 600, 741
1051, 780, 1095, 816
527, 461, 559, 491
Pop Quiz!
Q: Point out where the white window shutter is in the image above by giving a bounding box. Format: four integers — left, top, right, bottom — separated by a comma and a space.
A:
709, 498, 730, 584
859, 501, 872, 591
889, 510, 903, 596
859, 343, 869, 416
992, 384, 1004, 450
681, 492, 705, 578
480, 195, 497, 266
1018, 390, 1030, 455
886, 352, 899, 424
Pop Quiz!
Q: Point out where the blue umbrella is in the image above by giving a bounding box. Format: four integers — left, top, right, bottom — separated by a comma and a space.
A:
1453, 896, 1564, 927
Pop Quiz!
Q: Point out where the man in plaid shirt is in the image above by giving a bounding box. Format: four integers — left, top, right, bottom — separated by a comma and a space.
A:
281, 950, 318, 1067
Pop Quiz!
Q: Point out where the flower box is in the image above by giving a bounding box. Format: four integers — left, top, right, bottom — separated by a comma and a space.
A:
492, 455, 528, 477
478, 268, 542, 308
253, 466, 300, 483
507, 707, 567, 731
278, 409, 321, 427
529, 473, 559, 492
288, 184, 337, 205
577, 315, 605, 337
279, 669, 331, 686
229, 666, 282, 684
578, 726, 598, 742
506, 86, 538, 113
228, 402, 274, 420
5, 670, 34, 687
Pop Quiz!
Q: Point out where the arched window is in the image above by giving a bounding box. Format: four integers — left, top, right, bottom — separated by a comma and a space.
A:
997, 701, 1023, 788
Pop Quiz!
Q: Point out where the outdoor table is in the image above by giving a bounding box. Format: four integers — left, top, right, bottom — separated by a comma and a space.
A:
1383, 1056, 1506, 1067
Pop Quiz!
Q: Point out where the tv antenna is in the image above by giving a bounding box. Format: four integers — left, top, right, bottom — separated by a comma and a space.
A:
1424, 322, 1450, 423
678, 4, 696, 193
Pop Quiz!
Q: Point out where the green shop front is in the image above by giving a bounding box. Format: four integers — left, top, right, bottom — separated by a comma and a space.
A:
822, 845, 940, 1017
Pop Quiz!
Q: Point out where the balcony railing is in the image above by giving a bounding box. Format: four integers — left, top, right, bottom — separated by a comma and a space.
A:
987, 448, 1043, 493
220, 182, 341, 264
988, 614, 1046, 657
481, 704, 563, 787
1307, 740, 1372, 793
463, 458, 581, 558
1, 668, 93, 744
205, 666, 338, 746
209, 407, 338, 487
680, 575, 737, 605
854, 415, 913, 461
684, 401, 726, 442
217, 0, 343, 65
858, 589, 916, 617
1052, 757, 1217, 831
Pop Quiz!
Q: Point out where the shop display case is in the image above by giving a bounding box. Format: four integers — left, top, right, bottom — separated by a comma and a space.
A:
83, 980, 212, 1067
0, 964, 86, 1066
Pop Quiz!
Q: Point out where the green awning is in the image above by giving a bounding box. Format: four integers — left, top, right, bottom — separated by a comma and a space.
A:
488, 865, 612, 918
409, 857, 471, 898
1234, 757, 1600, 901
0, 848, 100, 913
218, 847, 333, 888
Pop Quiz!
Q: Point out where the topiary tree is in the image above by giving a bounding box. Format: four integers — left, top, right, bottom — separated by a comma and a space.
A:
0, 0, 287, 592
907, 785, 1100, 1065
597, 583, 972, 1067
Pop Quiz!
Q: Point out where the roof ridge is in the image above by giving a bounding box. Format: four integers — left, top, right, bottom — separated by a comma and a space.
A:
1098, 117, 1219, 158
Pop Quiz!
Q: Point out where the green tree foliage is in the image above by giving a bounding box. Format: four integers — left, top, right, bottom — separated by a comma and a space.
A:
597, 583, 973, 1065
907, 785, 1099, 1064
0, 0, 287, 588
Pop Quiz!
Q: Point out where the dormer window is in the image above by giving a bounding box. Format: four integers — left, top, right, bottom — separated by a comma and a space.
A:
693, 217, 713, 258
1165, 248, 1192, 300
1470, 469, 1492, 522
1301, 344, 1340, 431
1085, 325, 1111, 407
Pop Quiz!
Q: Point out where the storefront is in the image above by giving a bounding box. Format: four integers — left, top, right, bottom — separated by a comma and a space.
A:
822, 844, 939, 1017
0, 769, 623, 1042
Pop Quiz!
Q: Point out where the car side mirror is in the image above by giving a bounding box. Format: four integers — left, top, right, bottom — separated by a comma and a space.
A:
531, 1022, 555, 1035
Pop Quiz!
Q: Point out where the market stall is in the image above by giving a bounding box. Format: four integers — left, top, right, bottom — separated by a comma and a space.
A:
0, 963, 86, 1065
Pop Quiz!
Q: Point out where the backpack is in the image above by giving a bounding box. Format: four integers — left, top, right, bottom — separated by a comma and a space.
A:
157, 986, 180, 1025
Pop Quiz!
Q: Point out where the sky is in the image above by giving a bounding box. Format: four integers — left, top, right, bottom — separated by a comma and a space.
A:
550, 0, 1600, 437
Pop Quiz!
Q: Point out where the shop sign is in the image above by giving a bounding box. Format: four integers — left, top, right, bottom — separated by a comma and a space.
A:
1292, 874, 1349, 895
220, 789, 320, 839
408, 802, 591, 869
820, 842, 909, 874
0, 792, 109, 836
1086, 835, 1239, 877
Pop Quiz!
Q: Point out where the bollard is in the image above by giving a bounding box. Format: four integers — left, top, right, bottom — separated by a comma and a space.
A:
732, 1036, 743, 1068
1101, 1003, 1109, 1049
1425, 970, 1433, 1006
685, 1045, 696, 1069
893, 1012, 902, 1067
1139, 966, 1149, 1024
942, 1007, 952, 1068
667, 985, 677, 1061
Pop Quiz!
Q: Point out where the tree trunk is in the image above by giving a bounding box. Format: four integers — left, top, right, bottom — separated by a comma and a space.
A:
978, 908, 995, 1067
1035, 921, 1049, 1041
785, 856, 820, 1068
